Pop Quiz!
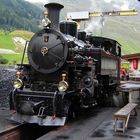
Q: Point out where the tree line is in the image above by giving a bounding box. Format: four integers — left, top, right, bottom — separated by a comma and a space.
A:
0, 0, 43, 32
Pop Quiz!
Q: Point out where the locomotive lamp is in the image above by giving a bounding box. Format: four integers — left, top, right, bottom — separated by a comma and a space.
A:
13, 79, 23, 89
58, 73, 69, 92
58, 81, 69, 92
42, 11, 51, 27
83, 76, 92, 88
16, 71, 22, 78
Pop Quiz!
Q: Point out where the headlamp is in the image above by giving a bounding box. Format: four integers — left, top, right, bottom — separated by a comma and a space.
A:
13, 79, 23, 89
58, 81, 69, 92
83, 76, 92, 87
16, 71, 22, 78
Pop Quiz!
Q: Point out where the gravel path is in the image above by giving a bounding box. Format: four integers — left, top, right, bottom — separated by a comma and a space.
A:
0, 66, 15, 108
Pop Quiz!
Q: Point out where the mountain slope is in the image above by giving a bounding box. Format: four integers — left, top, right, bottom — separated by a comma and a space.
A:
102, 18, 140, 55
0, 0, 43, 32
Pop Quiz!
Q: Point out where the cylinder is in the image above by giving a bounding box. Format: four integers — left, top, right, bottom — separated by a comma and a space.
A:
60, 20, 77, 37
44, 3, 64, 30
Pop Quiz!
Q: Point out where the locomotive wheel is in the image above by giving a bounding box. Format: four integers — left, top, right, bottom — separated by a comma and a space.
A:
67, 104, 76, 120
64, 101, 80, 121
64, 101, 75, 120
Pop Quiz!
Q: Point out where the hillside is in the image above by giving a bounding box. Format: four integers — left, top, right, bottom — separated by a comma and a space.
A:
102, 17, 140, 55
33, 2, 45, 10
0, 0, 43, 32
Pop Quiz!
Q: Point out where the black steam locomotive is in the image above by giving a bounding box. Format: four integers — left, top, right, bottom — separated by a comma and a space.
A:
9, 3, 121, 126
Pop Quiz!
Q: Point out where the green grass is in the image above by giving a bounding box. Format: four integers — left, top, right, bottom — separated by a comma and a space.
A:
0, 53, 28, 65
0, 30, 33, 65
102, 18, 140, 55
10, 30, 34, 41
0, 30, 34, 52
0, 34, 16, 51
111, 35, 140, 55
10, 30, 34, 52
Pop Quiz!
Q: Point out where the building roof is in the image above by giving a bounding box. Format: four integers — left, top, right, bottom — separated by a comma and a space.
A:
122, 53, 140, 60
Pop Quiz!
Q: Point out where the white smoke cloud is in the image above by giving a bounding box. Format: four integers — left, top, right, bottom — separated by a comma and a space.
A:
85, 18, 104, 34
104, 0, 112, 3
25, 0, 47, 3
104, 0, 136, 10
111, 0, 132, 10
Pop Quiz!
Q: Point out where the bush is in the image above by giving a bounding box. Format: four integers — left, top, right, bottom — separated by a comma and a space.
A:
0, 57, 8, 64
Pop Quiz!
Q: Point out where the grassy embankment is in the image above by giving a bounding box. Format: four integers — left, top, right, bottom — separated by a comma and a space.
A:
0, 30, 34, 65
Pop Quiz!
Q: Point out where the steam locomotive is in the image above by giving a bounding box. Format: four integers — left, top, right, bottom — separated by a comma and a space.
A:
9, 3, 121, 126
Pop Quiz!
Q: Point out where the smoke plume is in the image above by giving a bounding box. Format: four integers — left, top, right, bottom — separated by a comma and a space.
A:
105, 0, 135, 10
85, 0, 137, 35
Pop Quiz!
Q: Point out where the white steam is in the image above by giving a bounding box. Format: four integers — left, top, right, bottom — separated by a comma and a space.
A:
85, 0, 136, 35
104, 0, 130, 8
85, 17, 105, 36
111, 0, 131, 10
102, 0, 136, 10
104, 0, 112, 3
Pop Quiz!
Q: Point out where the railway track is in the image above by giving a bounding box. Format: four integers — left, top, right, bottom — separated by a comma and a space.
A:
0, 124, 25, 140
0, 122, 57, 140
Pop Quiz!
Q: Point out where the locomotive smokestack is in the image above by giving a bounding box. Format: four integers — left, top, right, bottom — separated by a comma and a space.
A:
44, 3, 64, 30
